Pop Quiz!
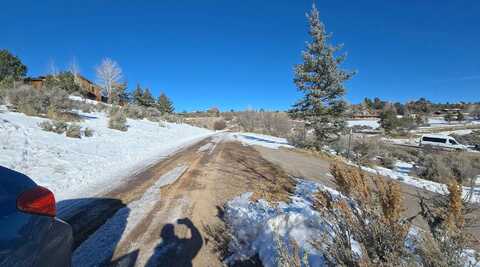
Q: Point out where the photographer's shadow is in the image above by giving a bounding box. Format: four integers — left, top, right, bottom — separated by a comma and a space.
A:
146, 218, 203, 267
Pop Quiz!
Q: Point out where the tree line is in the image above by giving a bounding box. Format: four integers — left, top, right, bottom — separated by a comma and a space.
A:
0, 49, 175, 114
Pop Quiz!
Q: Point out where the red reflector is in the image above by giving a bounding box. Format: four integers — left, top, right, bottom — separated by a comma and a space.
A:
17, 186, 56, 217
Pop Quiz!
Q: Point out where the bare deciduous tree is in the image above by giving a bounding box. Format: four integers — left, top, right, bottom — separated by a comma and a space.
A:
47, 58, 59, 78
95, 58, 123, 100
68, 57, 81, 84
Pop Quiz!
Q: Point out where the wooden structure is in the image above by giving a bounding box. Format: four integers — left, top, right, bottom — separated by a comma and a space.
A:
23, 76, 47, 90
23, 75, 106, 102
76, 75, 104, 102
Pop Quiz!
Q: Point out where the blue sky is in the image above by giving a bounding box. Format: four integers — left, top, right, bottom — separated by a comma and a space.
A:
2, 1, 479, 111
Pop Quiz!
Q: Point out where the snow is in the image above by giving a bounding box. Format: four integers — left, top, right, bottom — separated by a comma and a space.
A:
227, 132, 293, 149
72, 164, 188, 266
0, 105, 212, 200
224, 180, 344, 266
438, 129, 473, 136
68, 95, 108, 106
346, 119, 380, 129
360, 162, 480, 203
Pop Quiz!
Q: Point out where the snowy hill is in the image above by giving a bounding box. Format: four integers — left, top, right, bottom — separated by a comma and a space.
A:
0, 105, 212, 200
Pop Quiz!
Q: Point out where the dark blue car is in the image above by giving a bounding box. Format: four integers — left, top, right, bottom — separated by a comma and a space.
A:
0, 166, 73, 266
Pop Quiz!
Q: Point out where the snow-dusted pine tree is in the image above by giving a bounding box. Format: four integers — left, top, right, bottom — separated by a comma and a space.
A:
289, 4, 354, 148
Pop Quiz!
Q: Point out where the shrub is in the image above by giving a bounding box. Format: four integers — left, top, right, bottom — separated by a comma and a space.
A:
222, 112, 234, 121
287, 126, 315, 149
315, 162, 475, 266
7, 85, 74, 118
237, 110, 292, 137
145, 107, 162, 122
317, 162, 411, 266
84, 127, 94, 137
124, 105, 146, 119
108, 107, 128, 131
52, 121, 68, 134
66, 124, 82, 138
158, 121, 168, 128
38, 120, 67, 134
415, 152, 480, 185
39, 121, 55, 132
213, 119, 227, 130
380, 154, 395, 169
162, 114, 181, 123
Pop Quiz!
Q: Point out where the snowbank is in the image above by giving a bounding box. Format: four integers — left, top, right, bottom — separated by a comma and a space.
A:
0, 106, 212, 200
227, 132, 293, 149
224, 180, 343, 266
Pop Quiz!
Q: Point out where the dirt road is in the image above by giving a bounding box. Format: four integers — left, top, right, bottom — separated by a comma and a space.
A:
60, 133, 479, 267
61, 134, 294, 267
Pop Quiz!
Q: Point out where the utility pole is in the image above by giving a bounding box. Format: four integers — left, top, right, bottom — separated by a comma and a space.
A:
346, 128, 353, 160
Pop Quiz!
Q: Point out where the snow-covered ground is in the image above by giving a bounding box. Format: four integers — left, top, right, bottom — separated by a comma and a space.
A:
224, 179, 478, 266
361, 161, 480, 203
0, 105, 212, 200
228, 132, 293, 149
346, 119, 380, 129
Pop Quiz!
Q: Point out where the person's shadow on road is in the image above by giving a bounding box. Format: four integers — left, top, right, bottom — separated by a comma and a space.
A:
146, 218, 203, 267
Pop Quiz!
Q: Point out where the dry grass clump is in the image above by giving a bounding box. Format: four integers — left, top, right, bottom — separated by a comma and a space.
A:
318, 162, 411, 266
274, 235, 310, 267
416, 180, 476, 267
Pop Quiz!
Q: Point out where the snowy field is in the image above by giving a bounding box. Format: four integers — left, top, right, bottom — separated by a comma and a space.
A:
0, 105, 212, 200
346, 119, 380, 129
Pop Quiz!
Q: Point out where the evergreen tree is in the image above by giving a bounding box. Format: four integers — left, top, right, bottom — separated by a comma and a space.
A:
379, 108, 398, 134
157, 92, 174, 114
289, 4, 354, 147
132, 84, 144, 106
0, 49, 27, 81
456, 111, 464, 121
141, 88, 155, 107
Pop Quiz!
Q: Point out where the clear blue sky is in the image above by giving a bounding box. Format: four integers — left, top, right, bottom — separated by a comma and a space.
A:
2, 0, 479, 111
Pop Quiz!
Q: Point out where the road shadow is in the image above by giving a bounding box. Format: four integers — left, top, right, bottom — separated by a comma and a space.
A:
57, 197, 131, 266
145, 218, 203, 267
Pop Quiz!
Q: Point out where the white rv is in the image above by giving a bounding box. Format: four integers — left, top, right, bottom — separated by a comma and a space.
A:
419, 134, 467, 150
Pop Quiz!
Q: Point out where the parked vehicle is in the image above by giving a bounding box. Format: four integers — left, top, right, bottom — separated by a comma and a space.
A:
419, 134, 467, 150
0, 166, 73, 267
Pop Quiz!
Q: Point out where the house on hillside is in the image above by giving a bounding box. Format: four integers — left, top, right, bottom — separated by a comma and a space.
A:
75, 75, 105, 102
23, 75, 107, 103
23, 76, 47, 90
